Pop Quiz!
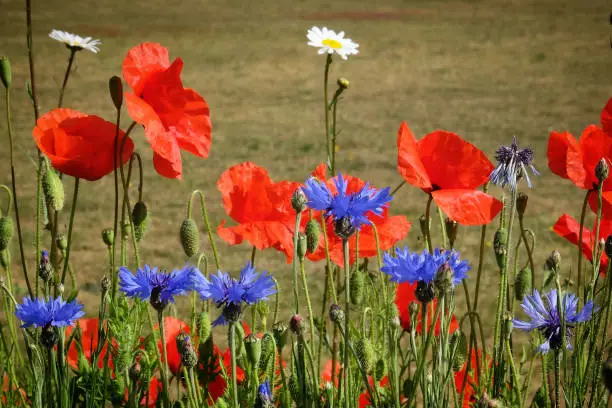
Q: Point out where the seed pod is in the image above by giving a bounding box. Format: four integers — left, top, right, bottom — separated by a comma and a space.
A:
197, 312, 211, 343
450, 331, 468, 372
350, 268, 365, 305
102, 228, 114, 247
374, 358, 387, 382
132, 201, 149, 242
493, 227, 508, 269
515, 266, 532, 301
0, 216, 14, 251
244, 334, 262, 367
108, 76, 123, 110
0, 249, 9, 269
355, 338, 376, 374
305, 219, 320, 253
43, 168, 65, 211
179, 218, 199, 257
296, 232, 307, 261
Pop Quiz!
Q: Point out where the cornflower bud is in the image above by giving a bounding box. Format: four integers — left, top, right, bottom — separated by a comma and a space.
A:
180, 335, 198, 368
291, 189, 307, 213
305, 219, 320, 253
434, 264, 454, 296
38, 250, 53, 282
544, 250, 561, 272
445, 218, 458, 248
101, 275, 111, 292
493, 227, 508, 269
0, 216, 14, 251
329, 303, 345, 327
179, 218, 199, 257
409, 302, 419, 328
290, 314, 306, 336
596, 158, 609, 184
516, 193, 528, 217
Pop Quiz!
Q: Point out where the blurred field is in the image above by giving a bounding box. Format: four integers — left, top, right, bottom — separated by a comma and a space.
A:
0, 0, 610, 337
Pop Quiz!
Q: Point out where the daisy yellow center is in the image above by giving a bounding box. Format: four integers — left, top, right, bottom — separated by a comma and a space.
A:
322, 38, 342, 49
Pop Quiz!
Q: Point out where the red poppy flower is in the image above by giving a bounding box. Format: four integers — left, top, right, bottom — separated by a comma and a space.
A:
553, 213, 612, 274
601, 97, 612, 136
395, 282, 459, 335
2, 374, 27, 406
358, 376, 389, 408
206, 345, 245, 404
217, 162, 302, 261
123, 42, 211, 179
396, 122, 502, 225
321, 359, 342, 387
136, 377, 161, 407
66, 318, 113, 370
33, 108, 134, 181
156, 316, 190, 375
306, 169, 411, 265
454, 349, 487, 408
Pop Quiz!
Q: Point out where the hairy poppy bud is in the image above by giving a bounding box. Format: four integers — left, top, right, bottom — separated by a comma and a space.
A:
515, 266, 532, 301
450, 331, 468, 372
603, 358, 612, 394
245, 333, 262, 366
305, 219, 320, 253
0, 57, 11, 89
416, 280, 435, 304
434, 264, 454, 296
132, 201, 149, 242
179, 218, 199, 257
329, 303, 345, 327
0, 216, 14, 251
355, 338, 376, 374
350, 268, 365, 305
291, 189, 307, 213
290, 314, 306, 336
445, 218, 458, 248
56, 233, 67, 251
504, 316, 514, 340
596, 158, 609, 184
337, 77, 350, 89
493, 227, 508, 270
544, 250, 561, 272
108, 76, 123, 110
43, 168, 65, 211
375, 358, 387, 381
259, 334, 276, 370
296, 232, 307, 261
102, 228, 114, 247
0, 250, 8, 270
101, 275, 111, 292
273, 322, 288, 351
197, 312, 211, 343
288, 375, 299, 403
516, 193, 528, 217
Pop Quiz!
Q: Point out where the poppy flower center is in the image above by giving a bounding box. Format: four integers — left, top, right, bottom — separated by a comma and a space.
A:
322, 38, 342, 49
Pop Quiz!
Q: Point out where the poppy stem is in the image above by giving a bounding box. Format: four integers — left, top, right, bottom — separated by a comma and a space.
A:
292, 211, 303, 314
390, 180, 406, 196
342, 238, 351, 408
111, 106, 123, 301
588, 182, 604, 301
3, 81, 33, 298
228, 322, 240, 408
25, 0, 40, 121
57, 48, 76, 108
554, 350, 561, 408
59, 177, 80, 287
190, 190, 221, 271
575, 190, 590, 305
318, 218, 336, 379
155, 310, 171, 407
424, 195, 434, 253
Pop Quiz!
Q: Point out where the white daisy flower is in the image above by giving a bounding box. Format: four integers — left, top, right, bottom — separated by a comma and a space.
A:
49, 29, 101, 53
306, 26, 359, 60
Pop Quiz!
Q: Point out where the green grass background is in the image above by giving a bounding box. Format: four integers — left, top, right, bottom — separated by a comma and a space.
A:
0, 0, 610, 335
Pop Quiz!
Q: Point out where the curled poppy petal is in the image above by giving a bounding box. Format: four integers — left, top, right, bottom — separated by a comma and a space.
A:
397, 122, 432, 190
571, 125, 612, 190
122, 43, 170, 96
33, 109, 134, 181
432, 189, 503, 226
547, 131, 580, 180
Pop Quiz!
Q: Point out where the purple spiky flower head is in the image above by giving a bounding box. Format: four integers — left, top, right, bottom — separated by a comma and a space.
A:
489, 136, 539, 190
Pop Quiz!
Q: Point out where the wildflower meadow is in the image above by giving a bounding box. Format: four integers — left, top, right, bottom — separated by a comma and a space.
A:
0, 1, 611, 407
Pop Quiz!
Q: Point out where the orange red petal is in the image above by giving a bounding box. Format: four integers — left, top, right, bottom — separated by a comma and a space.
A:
432, 189, 502, 226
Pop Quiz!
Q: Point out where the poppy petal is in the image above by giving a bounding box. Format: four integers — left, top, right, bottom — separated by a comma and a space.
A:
217, 220, 294, 262
552, 213, 594, 261
397, 122, 432, 190
572, 125, 612, 190
547, 131, 580, 180
158, 316, 190, 375
122, 43, 171, 96
153, 151, 182, 180
432, 189, 502, 226
602, 97, 612, 135
417, 130, 493, 190
173, 88, 212, 159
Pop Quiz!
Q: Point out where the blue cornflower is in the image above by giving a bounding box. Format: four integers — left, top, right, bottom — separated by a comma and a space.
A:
256, 380, 274, 408
489, 136, 539, 191
195, 261, 277, 326
513, 289, 596, 353
381, 247, 469, 285
119, 264, 202, 311
301, 173, 392, 238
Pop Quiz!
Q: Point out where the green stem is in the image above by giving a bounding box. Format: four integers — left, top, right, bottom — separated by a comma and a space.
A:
518, 214, 536, 288
57, 49, 76, 108
228, 323, 239, 408
59, 178, 79, 286
4, 86, 33, 298
189, 190, 221, 270
424, 195, 434, 253
299, 257, 316, 349
110, 106, 122, 302
146, 310, 169, 407
292, 212, 303, 314
554, 351, 561, 408
323, 54, 333, 172
390, 180, 406, 196
342, 238, 350, 408
575, 190, 591, 301
25, 0, 40, 120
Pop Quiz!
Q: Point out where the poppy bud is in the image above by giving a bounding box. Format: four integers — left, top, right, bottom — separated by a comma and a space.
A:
291, 189, 307, 213
290, 314, 306, 336
334, 216, 355, 240
350, 268, 365, 305
259, 334, 276, 370
0, 249, 9, 270
596, 158, 609, 184
273, 322, 288, 351
0, 216, 14, 251
0, 57, 11, 89
544, 250, 561, 272
445, 218, 458, 248
516, 193, 528, 217
515, 266, 532, 301
603, 357, 612, 394
296, 232, 307, 261
245, 333, 262, 366
43, 168, 65, 211
180, 335, 198, 368
605, 235, 612, 259
179, 218, 199, 257
305, 219, 320, 253
375, 358, 387, 381
56, 233, 67, 251
108, 76, 123, 110
197, 311, 211, 343
102, 228, 114, 247
329, 303, 345, 327
415, 280, 435, 304
355, 338, 376, 373
101, 275, 111, 293
493, 227, 508, 270
450, 331, 468, 372
132, 201, 149, 242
